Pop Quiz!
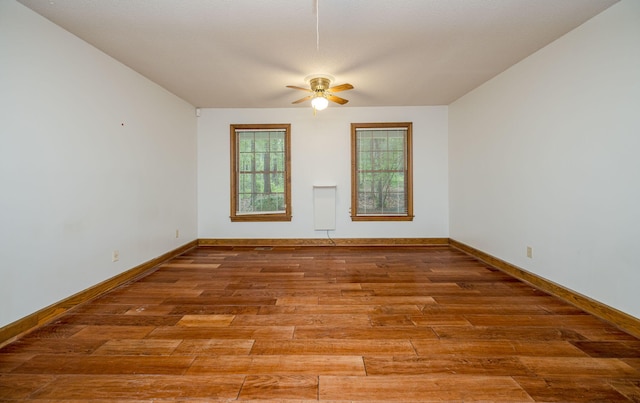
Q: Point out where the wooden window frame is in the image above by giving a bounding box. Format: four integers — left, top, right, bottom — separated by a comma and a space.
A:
230, 124, 292, 222
350, 122, 414, 221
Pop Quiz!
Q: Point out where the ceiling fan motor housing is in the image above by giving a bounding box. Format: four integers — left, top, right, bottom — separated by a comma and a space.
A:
310, 77, 331, 93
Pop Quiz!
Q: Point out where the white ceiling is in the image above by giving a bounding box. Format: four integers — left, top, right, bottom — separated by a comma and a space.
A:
18, 0, 618, 108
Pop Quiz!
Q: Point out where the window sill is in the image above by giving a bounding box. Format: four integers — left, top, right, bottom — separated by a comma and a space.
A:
350, 215, 414, 222
230, 214, 292, 222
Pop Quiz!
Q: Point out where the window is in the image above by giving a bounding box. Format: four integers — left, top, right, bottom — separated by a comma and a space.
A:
230, 124, 291, 222
351, 122, 413, 221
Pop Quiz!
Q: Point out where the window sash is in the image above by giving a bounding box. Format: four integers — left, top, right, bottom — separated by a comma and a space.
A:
230, 124, 291, 222
351, 123, 413, 221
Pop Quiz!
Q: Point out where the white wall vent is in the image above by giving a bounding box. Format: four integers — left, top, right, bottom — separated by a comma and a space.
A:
313, 185, 336, 231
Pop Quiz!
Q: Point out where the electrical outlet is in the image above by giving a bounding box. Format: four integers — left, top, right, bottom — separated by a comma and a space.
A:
112, 250, 119, 262
526, 246, 533, 259
175, 229, 180, 238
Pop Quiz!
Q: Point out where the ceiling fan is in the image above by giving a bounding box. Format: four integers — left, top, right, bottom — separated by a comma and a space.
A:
287, 75, 354, 111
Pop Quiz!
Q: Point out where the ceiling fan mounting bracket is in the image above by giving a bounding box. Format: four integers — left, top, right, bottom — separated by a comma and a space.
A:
304, 73, 334, 84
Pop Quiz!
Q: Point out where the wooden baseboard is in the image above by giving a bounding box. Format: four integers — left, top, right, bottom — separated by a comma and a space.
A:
198, 238, 450, 247
449, 238, 640, 339
0, 240, 198, 347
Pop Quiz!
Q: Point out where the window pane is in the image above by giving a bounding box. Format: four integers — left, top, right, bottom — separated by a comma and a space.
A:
239, 173, 254, 193
239, 136, 254, 152
253, 177, 264, 193
239, 153, 254, 172
254, 193, 282, 212
238, 193, 254, 213
371, 134, 387, 150
254, 153, 266, 171
358, 152, 371, 169
254, 132, 270, 152
271, 152, 284, 171
270, 173, 284, 192
387, 136, 403, 151
358, 133, 371, 150
270, 136, 284, 152
390, 151, 404, 168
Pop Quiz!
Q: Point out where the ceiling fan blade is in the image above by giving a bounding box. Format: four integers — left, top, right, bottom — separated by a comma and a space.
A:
327, 95, 349, 105
286, 85, 312, 92
328, 83, 354, 93
292, 95, 313, 104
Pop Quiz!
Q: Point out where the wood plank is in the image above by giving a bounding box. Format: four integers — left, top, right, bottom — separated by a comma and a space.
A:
411, 339, 588, 357
70, 325, 155, 340
30, 374, 244, 400
421, 302, 585, 315
162, 296, 278, 306
294, 326, 438, 340
319, 296, 436, 305
275, 296, 319, 305
609, 379, 640, 402
172, 339, 254, 355
567, 325, 639, 341
465, 314, 613, 327
0, 338, 105, 355
251, 340, 416, 355
0, 354, 36, 373
238, 374, 318, 400
622, 358, 640, 372
0, 374, 54, 400
147, 325, 294, 340
231, 313, 372, 327
12, 355, 194, 375
56, 313, 181, 327
93, 339, 181, 356
257, 304, 423, 315
570, 340, 640, 358
177, 314, 235, 327
408, 314, 471, 326
20, 324, 85, 339
518, 356, 640, 377
188, 355, 365, 375
432, 325, 589, 341
319, 375, 534, 401
169, 305, 260, 315
364, 355, 532, 376
514, 376, 631, 402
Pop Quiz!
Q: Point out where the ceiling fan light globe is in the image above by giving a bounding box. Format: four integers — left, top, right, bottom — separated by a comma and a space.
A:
311, 96, 329, 111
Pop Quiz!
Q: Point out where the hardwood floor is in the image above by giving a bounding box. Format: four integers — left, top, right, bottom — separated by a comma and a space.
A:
1, 245, 639, 401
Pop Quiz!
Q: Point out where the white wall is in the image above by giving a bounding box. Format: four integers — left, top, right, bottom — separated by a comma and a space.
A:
198, 106, 448, 239
0, 1, 198, 327
449, 0, 640, 318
